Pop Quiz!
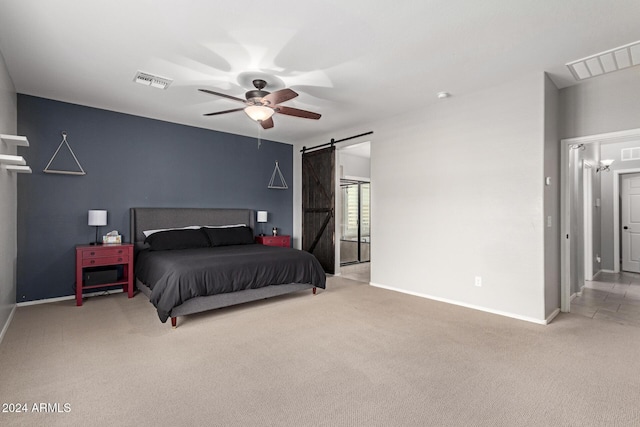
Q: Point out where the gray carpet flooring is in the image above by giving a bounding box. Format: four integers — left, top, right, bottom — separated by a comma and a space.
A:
1, 276, 640, 426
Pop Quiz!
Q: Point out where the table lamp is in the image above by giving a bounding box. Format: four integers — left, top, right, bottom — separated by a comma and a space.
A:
257, 211, 268, 236
88, 210, 107, 245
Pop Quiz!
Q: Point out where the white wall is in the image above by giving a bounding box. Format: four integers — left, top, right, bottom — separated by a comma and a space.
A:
0, 48, 17, 342
295, 72, 551, 323
560, 66, 640, 140
340, 152, 370, 179
543, 74, 561, 318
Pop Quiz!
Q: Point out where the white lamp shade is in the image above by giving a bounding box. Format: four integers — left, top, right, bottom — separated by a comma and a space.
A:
601, 159, 615, 167
257, 211, 268, 223
88, 210, 107, 226
244, 105, 275, 122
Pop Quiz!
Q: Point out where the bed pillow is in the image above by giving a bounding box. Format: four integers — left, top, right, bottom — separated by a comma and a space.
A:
202, 226, 254, 247
142, 225, 200, 238
142, 224, 247, 237
144, 228, 210, 251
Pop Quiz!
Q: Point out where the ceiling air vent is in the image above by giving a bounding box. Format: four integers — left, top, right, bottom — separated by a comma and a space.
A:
621, 147, 640, 161
566, 40, 640, 81
133, 71, 172, 90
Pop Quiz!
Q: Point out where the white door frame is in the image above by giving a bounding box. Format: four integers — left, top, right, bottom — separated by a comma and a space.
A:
583, 162, 593, 281
614, 168, 640, 272
561, 128, 640, 313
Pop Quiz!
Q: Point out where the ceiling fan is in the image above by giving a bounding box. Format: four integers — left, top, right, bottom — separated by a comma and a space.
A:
199, 79, 321, 129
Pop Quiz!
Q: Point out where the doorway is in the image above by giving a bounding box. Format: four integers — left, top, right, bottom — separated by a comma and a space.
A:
620, 172, 640, 273
340, 179, 370, 266
561, 128, 640, 312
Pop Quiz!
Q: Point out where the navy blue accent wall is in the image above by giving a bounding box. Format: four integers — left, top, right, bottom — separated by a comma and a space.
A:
16, 95, 293, 302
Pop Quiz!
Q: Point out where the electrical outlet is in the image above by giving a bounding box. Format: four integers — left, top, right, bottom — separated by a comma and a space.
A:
475, 276, 482, 287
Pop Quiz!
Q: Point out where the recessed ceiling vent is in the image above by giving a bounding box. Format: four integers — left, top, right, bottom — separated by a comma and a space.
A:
566, 40, 640, 81
133, 71, 172, 90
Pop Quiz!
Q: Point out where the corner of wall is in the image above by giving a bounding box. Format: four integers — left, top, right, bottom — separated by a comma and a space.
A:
0, 47, 18, 343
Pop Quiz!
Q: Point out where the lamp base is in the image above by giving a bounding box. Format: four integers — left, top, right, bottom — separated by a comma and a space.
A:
90, 242, 100, 246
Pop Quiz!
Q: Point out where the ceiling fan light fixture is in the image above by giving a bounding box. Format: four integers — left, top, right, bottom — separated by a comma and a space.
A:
244, 105, 275, 122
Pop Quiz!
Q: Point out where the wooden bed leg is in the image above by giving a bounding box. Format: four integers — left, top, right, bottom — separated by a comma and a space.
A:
313, 287, 317, 295
171, 317, 177, 329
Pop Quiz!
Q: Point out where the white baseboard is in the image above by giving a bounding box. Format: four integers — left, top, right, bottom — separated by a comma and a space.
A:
0, 305, 17, 346
369, 282, 550, 325
545, 308, 560, 324
17, 289, 123, 307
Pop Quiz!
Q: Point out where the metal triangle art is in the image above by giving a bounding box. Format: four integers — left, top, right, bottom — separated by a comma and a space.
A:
268, 161, 288, 189
43, 131, 86, 175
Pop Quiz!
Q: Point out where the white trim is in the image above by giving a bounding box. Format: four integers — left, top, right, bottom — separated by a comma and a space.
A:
562, 128, 640, 145
613, 168, 640, 273
0, 305, 17, 345
545, 308, 561, 324
17, 289, 123, 307
369, 282, 550, 325
561, 128, 640, 314
583, 163, 594, 280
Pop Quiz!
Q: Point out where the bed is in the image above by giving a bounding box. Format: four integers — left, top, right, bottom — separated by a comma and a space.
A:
130, 207, 326, 328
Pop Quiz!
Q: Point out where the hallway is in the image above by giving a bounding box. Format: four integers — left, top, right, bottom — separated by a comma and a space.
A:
572, 271, 640, 326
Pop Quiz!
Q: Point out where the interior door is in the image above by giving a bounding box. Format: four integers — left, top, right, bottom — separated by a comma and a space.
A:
302, 146, 335, 274
621, 173, 640, 273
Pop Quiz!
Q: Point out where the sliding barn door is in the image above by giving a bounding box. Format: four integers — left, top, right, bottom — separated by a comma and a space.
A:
302, 146, 335, 274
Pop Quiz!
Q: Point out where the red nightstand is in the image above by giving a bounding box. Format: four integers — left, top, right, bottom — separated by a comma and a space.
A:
255, 235, 291, 247
75, 244, 134, 306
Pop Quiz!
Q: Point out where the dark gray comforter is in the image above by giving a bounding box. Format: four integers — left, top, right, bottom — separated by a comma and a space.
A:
135, 244, 326, 322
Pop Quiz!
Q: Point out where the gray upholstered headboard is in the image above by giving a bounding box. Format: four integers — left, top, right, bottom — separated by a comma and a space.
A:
130, 207, 256, 251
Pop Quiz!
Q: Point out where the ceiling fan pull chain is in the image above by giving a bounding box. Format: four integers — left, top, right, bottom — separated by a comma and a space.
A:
257, 125, 262, 149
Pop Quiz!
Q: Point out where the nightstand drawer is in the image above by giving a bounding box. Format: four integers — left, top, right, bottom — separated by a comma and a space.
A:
82, 255, 129, 267
256, 235, 291, 247
82, 247, 128, 258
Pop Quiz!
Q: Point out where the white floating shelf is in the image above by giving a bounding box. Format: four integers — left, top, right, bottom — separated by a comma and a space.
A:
0, 134, 29, 147
0, 154, 26, 166
4, 165, 32, 174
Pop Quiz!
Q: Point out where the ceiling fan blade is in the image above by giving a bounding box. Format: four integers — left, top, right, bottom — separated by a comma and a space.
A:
198, 88, 246, 104
203, 107, 245, 116
263, 88, 298, 105
260, 117, 274, 129
276, 105, 321, 120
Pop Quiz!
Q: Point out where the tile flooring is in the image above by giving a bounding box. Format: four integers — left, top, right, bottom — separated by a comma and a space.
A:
339, 262, 371, 283
337, 264, 640, 327
571, 271, 640, 326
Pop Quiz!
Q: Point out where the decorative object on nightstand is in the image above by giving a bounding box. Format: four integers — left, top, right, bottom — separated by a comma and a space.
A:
75, 243, 134, 306
102, 230, 122, 244
88, 210, 107, 245
257, 210, 268, 236
255, 235, 290, 247
272, 227, 278, 236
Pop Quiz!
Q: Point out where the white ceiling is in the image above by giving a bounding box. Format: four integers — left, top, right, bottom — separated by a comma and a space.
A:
1, 0, 639, 144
